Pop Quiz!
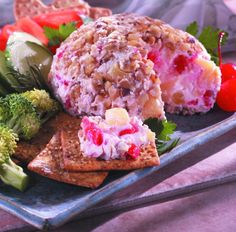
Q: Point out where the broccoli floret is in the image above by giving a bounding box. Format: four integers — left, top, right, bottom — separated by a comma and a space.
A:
21, 89, 59, 113
0, 124, 29, 191
21, 89, 60, 123
4, 94, 41, 140
0, 90, 59, 140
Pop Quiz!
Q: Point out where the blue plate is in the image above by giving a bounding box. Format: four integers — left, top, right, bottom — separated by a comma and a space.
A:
0, 107, 235, 230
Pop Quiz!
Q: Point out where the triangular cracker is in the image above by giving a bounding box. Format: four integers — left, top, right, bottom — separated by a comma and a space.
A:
14, 112, 81, 163
61, 128, 160, 172
28, 132, 108, 188
14, 0, 111, 20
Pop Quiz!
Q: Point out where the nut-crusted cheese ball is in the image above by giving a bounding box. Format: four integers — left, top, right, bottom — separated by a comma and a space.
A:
49, 13, 221, 117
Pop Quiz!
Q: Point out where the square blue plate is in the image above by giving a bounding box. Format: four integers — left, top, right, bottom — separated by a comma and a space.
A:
0, 107, 235, 230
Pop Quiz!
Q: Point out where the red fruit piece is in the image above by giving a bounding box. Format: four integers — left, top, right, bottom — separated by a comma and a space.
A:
203, 90, 214, 107
17, 17, 48, 45
49, 45, 60, 54
119, 124, 138, 136
33, 10, 83, 29
173, 55, 191, 74
0, 24, 19, 50
216, 78, 236, 112
86, 127, 103, 146
82, 117, 103, 146
127, 144, 140, 159
2, 24, 19, 39
147, 49, 160, 67
0, 32, 7, 51
220, 63, 236, 83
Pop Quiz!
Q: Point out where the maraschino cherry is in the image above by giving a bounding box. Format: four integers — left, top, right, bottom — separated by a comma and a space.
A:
216, 32, 236, 111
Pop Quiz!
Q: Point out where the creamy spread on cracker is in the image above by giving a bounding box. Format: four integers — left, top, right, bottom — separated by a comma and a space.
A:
78, 108, 155, 160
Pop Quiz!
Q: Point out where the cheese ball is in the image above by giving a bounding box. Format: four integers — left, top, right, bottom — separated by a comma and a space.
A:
49, 13, 221, 117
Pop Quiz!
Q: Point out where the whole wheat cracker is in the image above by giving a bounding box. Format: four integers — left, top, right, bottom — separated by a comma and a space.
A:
14, 0, 111, 21
14, 112, 81, 163
60, 127, 160, 172
28, 132, 108, 188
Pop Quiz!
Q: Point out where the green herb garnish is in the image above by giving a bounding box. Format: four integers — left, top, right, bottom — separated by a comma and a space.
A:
185, 21, 228, 65
44, 22, 77, 46
144, 118, 179, 155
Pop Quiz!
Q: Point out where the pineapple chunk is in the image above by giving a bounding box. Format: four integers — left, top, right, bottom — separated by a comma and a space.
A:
105, 108, 130, 126
147, 130, 156, 142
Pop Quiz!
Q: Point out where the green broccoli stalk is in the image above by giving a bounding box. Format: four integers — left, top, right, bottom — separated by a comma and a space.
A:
0, 124, 29, 191
4, 94, 41, 140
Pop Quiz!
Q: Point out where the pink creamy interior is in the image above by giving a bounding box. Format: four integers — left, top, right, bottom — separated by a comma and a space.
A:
78, 116, 153, 160
147, 47, 218, 113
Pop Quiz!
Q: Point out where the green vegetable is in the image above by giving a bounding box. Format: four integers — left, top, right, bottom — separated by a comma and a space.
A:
7, 64, 49, 92
185, 21, 228, 65
3, 94, 41, 140
0, 124, 29, 191
21, 89, 60, 124
157, 138, 180, 155
0, 90, 59, 140
6, 35, 52, 92
0, 51, 18, 94
22, 89, 59, 113
144, 118, 179, 155
0, 84, 8, 97
44, 22, 77, 47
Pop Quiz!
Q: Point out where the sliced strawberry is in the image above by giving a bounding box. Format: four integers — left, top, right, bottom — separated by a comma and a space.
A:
33, 10, 83, 29
17, 17, 48, 45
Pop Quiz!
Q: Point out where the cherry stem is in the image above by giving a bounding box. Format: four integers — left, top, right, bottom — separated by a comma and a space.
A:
218, 31, 225, 67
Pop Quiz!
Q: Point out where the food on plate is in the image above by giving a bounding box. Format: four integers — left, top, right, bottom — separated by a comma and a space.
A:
59, 108, 159, 172
216, 79, 236, 111
186, 25, 236, 112
0, 90, 59, 140
215, 32, 236, 112
1, 0, 233, 191
14, 112, 82, 163
28, 132, 108, 188
33, 9, 84, 29
6, 32, 52, 90
0, 0, 111, 52
14, 0, 111, 21
79, 108, 156, 160
50, 14, 221, 119
220, 63, 236, 83
0, 124, 29, 191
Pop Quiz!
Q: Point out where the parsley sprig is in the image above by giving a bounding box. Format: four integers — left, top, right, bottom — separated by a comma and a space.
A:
43, 17, 94, 47
44, 22, 77, 47
185, 21, 228, 65
144, 119, 180, 155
